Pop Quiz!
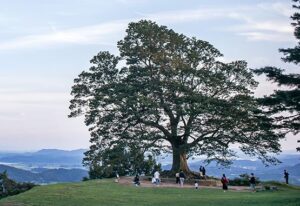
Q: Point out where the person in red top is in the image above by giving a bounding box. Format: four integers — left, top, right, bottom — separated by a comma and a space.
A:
221, 174, 229, 192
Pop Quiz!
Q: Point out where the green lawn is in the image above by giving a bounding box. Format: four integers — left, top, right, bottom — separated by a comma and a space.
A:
0, 180, 300, 206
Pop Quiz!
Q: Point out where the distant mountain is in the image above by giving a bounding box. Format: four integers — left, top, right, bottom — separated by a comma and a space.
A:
0, 149, 298, 185
0, 149, 86, 168
0, 164, 88, 183
40, 168, 88, 182
0, 164, 40, 182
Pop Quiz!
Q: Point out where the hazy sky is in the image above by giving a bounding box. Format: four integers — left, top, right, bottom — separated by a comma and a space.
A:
0, 0, 298, 152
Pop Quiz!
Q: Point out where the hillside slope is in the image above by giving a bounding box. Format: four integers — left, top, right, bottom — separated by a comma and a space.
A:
0, 179, 299, 206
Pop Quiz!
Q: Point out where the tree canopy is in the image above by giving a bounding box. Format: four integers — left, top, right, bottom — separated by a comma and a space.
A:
254, 0, 300, 151
69, 20, 284, 174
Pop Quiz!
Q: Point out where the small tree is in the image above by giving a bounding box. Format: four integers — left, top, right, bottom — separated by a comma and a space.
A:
0, 171, 35, 198
85, 143, 160, 178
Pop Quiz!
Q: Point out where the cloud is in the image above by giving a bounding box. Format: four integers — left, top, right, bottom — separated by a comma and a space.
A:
142, 8, 228, 23
258, 2, 293, 17
115, 0, 149, 4
237, 31, 293, 42
0, 91, 69, 105
0, 1, 294, 51
143, 2, 294, 43
0, 20, 128, 51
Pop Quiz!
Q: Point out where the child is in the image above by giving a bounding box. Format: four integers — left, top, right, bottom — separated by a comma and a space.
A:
194, 181, 199, 189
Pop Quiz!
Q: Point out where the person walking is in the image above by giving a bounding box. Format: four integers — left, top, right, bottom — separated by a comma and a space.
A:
221, 174, 229, 192
249, 173, 256, 192
179, 170, 185, 187
175, 172, 180, 184
284, 170, 289, 184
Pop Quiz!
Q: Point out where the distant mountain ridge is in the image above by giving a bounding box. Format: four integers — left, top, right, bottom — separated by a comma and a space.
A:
0, 164, 88, 183
0, 149, 88, 183
0, 149, 299, 185
0, 149, 86, 168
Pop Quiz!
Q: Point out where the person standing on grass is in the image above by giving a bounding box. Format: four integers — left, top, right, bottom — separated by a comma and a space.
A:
115, 171, 120, 183
249, 173, 256, 192
202, 166, 206, 179
175, 172, 180, 184
199, 166, 203, 178
221, 174, 229, 192
154, 170, 160, 186
179, 170, 185, 187
194, 181, 199, 189
284, 170, 289, 184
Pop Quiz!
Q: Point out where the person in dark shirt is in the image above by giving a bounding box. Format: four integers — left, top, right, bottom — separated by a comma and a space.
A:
284, 170, 289, 184
202, 166, 206, 179
249, 173, 256, 192
199, 166, 203, 177
133, 174, 140, 186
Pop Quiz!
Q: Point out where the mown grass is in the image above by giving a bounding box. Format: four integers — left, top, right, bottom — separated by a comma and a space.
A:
0, 179, 299, 206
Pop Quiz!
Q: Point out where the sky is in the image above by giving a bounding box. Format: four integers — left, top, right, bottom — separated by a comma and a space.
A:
0, 0, 299, 152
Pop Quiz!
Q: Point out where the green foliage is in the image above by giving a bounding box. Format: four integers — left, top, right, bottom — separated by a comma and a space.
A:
85, 143, 160, 179
70, 20, 284, 173
1, 180, 300, 206
82, 176, 89, 181
0, 171, 36, 199
229, 173, 260, 186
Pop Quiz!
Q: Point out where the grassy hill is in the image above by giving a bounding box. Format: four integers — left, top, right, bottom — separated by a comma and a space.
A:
0, 179, 299, 206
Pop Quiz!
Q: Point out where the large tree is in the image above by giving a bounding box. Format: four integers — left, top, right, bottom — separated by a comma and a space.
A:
254, 0, 300, 151
69, 20, 284, 174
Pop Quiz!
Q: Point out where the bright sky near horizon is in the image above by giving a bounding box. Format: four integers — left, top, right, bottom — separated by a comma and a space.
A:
0, 0, 299, 152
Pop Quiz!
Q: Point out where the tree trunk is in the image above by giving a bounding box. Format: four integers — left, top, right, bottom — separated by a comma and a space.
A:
171, 146, 191, 175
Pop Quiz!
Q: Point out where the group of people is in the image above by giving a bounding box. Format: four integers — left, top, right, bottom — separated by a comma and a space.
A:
130, 168, 290, 190
220, 173, 256, 192
220, 169, 290, 192
199, 166, 206, 179
175, 170, 186, 187
134, 170, 161, 187
151, 170, 161, 186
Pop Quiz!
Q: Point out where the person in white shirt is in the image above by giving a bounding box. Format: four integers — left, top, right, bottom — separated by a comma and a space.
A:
154, 171, 160, 185
194, 181, 199, 189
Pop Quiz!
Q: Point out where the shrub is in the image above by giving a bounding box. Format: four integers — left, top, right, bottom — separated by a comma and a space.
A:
229, 173, 260, 186
0, 171, 36, 199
